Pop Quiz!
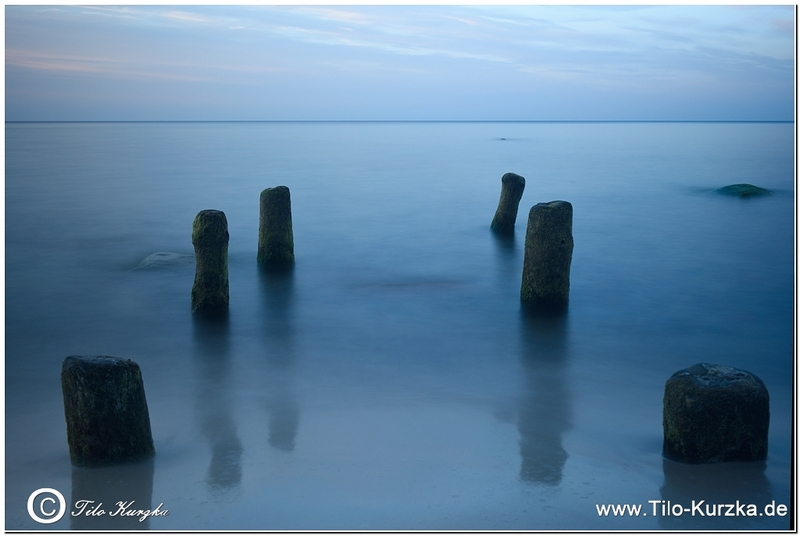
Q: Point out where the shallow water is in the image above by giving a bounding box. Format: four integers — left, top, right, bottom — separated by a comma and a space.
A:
5, 121, 794, 530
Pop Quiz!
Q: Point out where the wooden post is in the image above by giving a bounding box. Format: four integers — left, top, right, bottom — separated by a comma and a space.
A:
491, 172, 526, 235
258, 186, 295, 272
520, 201, 573, 313
663, 363, 769, 463
61, 355, 155, 467
191, 209, 229, 315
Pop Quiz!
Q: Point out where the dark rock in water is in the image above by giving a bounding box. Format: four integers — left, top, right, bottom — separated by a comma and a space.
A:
663, 363, 769, 464
491, 172, 526, 235
520, 201, 573, 313
61, 356, 155, 467
192, 210, 229, 316
258, 186, 295, 272
715, 184, 772, 198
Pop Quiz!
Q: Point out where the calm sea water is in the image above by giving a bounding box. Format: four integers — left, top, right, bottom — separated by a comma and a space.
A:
5, 121, 795, 530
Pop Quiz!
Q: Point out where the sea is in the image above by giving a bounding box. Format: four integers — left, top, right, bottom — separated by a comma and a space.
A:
4, 121, 795, 530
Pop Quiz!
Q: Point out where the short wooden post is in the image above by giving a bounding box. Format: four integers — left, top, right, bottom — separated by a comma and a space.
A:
663, 363, 769, 463
61, 355, 155, 467
258, 186, 295, 272
520, 201, 573, 313
191, 209, 229, 315
491, 172, 526, 235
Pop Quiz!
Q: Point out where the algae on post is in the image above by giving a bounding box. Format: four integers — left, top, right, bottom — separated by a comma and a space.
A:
714, 184, 772, 198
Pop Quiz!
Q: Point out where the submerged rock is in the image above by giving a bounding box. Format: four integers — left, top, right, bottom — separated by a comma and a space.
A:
663, 363, 769, 464
134, 252, 194, 270
61, 355, 155, 467
715, 184, 772, 198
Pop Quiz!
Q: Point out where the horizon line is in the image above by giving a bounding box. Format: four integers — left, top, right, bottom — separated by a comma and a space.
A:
4, 119, 795, 124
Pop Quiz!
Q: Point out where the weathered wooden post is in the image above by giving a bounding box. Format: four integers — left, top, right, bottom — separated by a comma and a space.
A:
191, 209, 229, 315
491, 172, 526, 235
258, 186, 295, 272
61, 355, 155, 467
520, 201, 573, 313
663, 363, 769, 463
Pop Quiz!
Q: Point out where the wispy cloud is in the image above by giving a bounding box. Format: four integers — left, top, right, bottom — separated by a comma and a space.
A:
288, 6, 372, 26
267, 22, 512, 63
5, 5, 794, 121
162, 11, 209, 24
6, 48, 277, 83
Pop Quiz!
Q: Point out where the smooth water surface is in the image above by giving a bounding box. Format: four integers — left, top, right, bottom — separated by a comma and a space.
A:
5, 121, 795, 530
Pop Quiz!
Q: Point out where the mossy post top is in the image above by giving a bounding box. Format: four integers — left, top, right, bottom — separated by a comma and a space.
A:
668, 363, 768, 392
63, 354, 139, 372
192, 209, 229, 246
261, 185, 291, 201
501, 172, 525, 189
529, 200, 572, 225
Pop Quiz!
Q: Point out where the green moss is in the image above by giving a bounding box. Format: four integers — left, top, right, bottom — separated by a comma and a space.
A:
715, 184, 772, 198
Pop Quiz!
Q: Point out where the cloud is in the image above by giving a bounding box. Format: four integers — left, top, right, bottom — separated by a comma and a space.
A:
288, 6, 372, 26
162, 11, 209, 24
5, 48, 277, 84
259, 14, 513, 64
4, 5, 794, 121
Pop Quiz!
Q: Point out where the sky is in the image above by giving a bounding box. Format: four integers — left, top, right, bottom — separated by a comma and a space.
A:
4, 4, 796, 121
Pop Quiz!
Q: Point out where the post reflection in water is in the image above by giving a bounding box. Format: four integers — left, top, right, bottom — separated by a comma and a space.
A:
658, 459, 778, 529
517, 309, 572, 486
70, 459, 154, 530
192, 313, 243, 493
491, 230, 520, 300
259, 268, 299, 452
492, 231, 517, 263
